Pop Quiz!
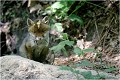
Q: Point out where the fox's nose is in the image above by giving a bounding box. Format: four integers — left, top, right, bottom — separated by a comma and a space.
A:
36, 37, 43, 40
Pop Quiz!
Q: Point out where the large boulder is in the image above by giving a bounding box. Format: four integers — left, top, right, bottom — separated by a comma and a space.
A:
0, 55, 118, 80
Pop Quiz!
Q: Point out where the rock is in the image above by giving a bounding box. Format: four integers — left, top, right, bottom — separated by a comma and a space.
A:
0, 55, 80, 80
0, 55, 118, 80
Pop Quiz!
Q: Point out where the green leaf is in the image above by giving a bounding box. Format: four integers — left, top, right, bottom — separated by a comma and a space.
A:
73, 47, 83, 56
80, 71, 93, 79
93, 74, 104, 79
59, 40, 74, 47
50, 40, 74, 53
60, 66, 73, 71
51, 2, 64, 9
69, 14, 84, 26
65, 40, 74, 46
76, 60, 93, 67
62, 47, 68, 56
104, 67, 118, 72
63, 7, 69, 13
62, 33, 68, 40
83, 48, 95, 53
73, 70, 80, 74
54, 23, 63, 32
51, 8, 57, 13
50, 44, 64, 53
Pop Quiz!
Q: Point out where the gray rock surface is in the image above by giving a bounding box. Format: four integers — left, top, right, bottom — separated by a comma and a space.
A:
0, 55, 118, 80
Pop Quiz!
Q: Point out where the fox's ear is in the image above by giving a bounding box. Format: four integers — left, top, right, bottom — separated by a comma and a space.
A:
27, 18, 34, 26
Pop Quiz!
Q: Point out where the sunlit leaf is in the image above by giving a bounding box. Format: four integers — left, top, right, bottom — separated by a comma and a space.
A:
52, 8, 57, 13
54, 23, 63, 32
51, 2, 64, 9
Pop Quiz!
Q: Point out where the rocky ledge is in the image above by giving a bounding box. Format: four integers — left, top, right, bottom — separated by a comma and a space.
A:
0, 55, 119, 80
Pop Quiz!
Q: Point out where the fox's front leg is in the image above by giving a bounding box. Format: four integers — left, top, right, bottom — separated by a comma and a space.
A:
25, 43, 33, 59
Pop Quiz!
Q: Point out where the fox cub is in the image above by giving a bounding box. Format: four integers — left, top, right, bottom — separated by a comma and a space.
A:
19, 18, 54, 63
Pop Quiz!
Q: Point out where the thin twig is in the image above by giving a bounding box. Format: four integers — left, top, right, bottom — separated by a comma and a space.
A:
95, 20, 100, 42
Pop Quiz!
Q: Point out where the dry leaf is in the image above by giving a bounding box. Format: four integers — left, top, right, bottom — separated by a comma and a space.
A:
76, 39, 84, 50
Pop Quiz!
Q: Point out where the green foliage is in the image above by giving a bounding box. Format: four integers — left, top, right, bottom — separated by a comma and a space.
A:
2, 1, 118, 80
59, 59, 116, 79
73, 47, 95, 56
80, 71, 94, 79
104, 67, 118, 73
45, 1, 71, 20
76, 60, 93, 67
50, 40, 74, 56
62, 33, 69, 40
82, 48, 95, 53
45, 1, 83, 22
60, 65, 109, 80
73, 47, 83, 56
69, 14, 84, 26
45, 1, 85, 57
51, 2, 64, 9
52, 23, 63, 32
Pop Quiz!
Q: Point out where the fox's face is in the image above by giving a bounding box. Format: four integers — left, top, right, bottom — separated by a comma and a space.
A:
27, 18, 49, 37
